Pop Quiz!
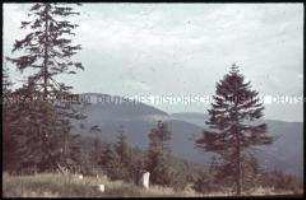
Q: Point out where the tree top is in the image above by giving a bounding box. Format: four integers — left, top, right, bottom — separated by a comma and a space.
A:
230, 63, 240, 74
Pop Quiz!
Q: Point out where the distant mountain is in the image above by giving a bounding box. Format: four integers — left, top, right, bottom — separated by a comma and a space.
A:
71, 94, 303, 179
79, 93, 169, 120
171, 112, 303, 179
170, 112, 209, 127
71, 93, 170, 144
255, 120, 303, 178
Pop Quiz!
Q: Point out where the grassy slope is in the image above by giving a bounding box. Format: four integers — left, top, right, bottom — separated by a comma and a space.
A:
2, 173, 202, 197
2, 173, 299, 197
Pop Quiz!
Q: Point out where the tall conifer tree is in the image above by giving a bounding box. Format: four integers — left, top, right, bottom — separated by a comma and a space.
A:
195, 64, 273, 195
146, 120, 173, 186
6, 3, 84, 173
2, 64, 17, 173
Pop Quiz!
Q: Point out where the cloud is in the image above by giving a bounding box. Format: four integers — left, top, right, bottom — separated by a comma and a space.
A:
3, 3, 303, 121
123, 79, 151, 92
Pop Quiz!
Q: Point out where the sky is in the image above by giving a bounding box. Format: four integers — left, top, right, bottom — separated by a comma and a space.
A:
3, 3, 304, 122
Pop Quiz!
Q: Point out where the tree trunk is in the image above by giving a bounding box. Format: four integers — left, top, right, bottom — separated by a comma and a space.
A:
234, 123, 242, 196
233, 96, 242, 196
236, 144, 242, 196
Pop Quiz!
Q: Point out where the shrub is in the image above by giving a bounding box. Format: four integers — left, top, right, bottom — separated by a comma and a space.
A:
261, 169, 303, 194
193, 170, 219, 194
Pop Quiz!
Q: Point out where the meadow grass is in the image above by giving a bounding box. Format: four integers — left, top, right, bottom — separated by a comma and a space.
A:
2, 172, 301, 197
3, 173, 105, 197
2, 172, 203, 197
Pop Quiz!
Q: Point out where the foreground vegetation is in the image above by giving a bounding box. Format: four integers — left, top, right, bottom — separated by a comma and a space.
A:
3, 173, 302, 197
3, 173, 200, 197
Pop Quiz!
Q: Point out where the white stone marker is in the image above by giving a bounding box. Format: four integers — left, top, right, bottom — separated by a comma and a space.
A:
141, 172, 150, 189
97, 184, 105, 192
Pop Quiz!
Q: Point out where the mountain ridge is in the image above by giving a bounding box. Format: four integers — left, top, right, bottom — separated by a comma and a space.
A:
71, 93, 303, 179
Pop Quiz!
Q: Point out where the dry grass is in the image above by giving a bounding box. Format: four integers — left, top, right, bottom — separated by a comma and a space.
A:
3, 172, 106, 197
202, 186, 299, 197
244, 186, 297, 196
2, 173, 302, 197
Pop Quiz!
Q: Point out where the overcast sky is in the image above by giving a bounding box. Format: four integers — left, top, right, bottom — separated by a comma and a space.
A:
3, 3, 304, 122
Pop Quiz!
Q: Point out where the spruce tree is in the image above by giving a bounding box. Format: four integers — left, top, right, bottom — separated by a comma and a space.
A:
6, 3, 84, 173
2, 65, 18, 173
195, 64, 273, 195
98, 142, 117, 178
130, 146, 146, 185
112, 126, 133, 181
7, 80, 60, 173
89, 125, 102, 174
146, 120, 173, 186
115, 133, 131, 167
7, 3, 84, 93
